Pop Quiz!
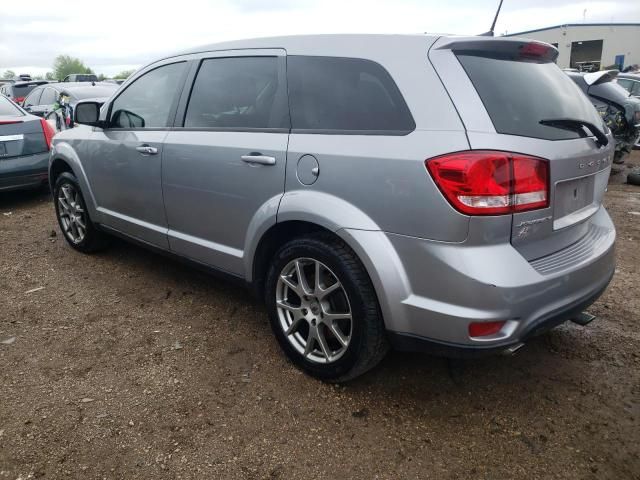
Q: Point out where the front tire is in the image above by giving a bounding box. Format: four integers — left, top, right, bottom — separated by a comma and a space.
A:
53, 172, 108, 253
265, 233, 388, 382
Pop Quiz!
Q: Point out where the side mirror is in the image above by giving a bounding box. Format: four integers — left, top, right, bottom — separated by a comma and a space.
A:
74, 101, 102, 127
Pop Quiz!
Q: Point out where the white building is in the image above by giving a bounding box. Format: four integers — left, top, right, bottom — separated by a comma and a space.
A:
505, 23, 640, 71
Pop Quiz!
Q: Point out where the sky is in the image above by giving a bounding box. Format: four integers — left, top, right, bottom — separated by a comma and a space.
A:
1, 0, 639, 77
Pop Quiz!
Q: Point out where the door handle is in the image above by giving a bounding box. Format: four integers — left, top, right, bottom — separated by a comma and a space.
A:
241, 154, 276, 166
136, 145, 158, 155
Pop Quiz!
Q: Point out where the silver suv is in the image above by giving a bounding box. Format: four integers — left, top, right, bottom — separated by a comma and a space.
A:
49, 35, 616, 381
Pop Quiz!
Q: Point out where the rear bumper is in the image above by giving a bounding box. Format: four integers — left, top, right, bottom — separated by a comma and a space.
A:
340, 206, 616, 356
387, 270, 612, 358
0, 152, 49, 191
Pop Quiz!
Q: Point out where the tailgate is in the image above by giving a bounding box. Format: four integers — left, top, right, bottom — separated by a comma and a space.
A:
429, 36, 614, 260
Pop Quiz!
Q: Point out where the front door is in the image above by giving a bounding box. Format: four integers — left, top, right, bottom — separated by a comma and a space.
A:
82, 61, 188, 248
162, 51, 289, 276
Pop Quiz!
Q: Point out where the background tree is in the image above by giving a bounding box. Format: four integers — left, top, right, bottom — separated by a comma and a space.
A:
52, 55, 93, 81
97, 73, 107, 81
45, 72, 56, 81
2, 69, 16, 79
115, 69, 135, 79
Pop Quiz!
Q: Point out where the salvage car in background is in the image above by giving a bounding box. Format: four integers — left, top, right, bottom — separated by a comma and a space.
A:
0, 94, 55, 191
0, 80, 49, 105
616, 73, 640, 98
22, 82, 118, 121
567, 71, 640, 163
62, 73, 99, 83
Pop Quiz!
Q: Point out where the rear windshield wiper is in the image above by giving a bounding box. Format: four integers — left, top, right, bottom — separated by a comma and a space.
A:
539, 118, 609, 147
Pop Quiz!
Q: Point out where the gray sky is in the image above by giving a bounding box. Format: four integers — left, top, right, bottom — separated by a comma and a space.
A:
1, 0, 639, 77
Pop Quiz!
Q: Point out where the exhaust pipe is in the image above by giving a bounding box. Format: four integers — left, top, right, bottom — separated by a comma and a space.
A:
502, 342, 525, 356
571, 312, 596, 326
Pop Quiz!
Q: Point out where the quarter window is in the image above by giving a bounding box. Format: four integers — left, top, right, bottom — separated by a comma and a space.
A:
184, 57, 288, 129
110, 62, 186, 129
287, 56, 415, 133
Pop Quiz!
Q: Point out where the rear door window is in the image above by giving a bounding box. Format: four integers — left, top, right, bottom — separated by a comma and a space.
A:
456, 52, 604, 140
617, 79, 632, 91
184, 56, 288, 129
287, 56, 415, 134
39, 88, 57, 105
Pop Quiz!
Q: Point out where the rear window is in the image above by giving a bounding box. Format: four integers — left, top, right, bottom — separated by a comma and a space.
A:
12, 84, 40, 98
589, 81, 631, 104
457, 52, 604, 140
287, 56, 415, 134
0, 95, 22, 115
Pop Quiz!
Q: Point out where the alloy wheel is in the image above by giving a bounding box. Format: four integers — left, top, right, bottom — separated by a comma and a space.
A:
57, 183, 87, 244
276, 258, 353, 364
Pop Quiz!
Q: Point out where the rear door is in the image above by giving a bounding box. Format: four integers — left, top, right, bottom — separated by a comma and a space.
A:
161, 50, 289, 275
430, 37, 614, 261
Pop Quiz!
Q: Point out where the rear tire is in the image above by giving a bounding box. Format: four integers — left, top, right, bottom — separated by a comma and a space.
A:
53, 172, 109, 253
627, 169, 640, 186
265, 233, 388, 382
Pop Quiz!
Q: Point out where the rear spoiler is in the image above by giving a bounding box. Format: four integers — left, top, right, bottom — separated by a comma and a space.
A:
13, 80, 49, 88
433, 36, 559, 63
583, 70, 618, 86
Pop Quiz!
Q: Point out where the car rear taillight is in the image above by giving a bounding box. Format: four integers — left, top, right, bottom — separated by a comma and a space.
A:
426, 151, 549, 216
40, 118, 56, 150
468, 321, 505, 338
519, 42, 552, 58
14, 96, 25, 104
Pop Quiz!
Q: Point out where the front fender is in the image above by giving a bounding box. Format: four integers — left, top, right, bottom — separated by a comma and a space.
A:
49, 141, 99, 219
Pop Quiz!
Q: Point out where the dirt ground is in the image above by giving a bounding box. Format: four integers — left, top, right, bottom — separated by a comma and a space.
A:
1, 153, 639, 480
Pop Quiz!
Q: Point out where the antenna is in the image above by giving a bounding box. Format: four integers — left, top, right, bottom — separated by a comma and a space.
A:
479, 0, 505, 37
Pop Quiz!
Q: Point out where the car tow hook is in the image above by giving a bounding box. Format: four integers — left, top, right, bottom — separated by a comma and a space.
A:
571, 312, 597, 326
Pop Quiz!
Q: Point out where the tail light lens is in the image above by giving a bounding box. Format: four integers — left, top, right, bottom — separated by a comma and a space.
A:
426, 151, 549, 215
14, 96, 25, 104
469, 321, 506, 338
39, 118, 56, 150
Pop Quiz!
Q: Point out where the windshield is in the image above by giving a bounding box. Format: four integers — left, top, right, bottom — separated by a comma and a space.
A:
456, 52, 604, 140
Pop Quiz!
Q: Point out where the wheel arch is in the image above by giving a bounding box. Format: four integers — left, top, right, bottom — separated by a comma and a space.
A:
246, 190, 382, 293
49, 142, 99, 218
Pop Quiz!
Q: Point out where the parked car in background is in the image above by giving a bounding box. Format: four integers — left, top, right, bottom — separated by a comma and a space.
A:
616, 73, 640, 98
0, 80, 48, 105
22, 82, 118, 128
567, 71, 640, 163
49, 35, 616, 381
0, 94, 55, 191
62, 74, 99, 83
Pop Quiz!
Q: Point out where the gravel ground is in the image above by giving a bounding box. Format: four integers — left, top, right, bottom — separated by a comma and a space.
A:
1, 153, 639, 480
